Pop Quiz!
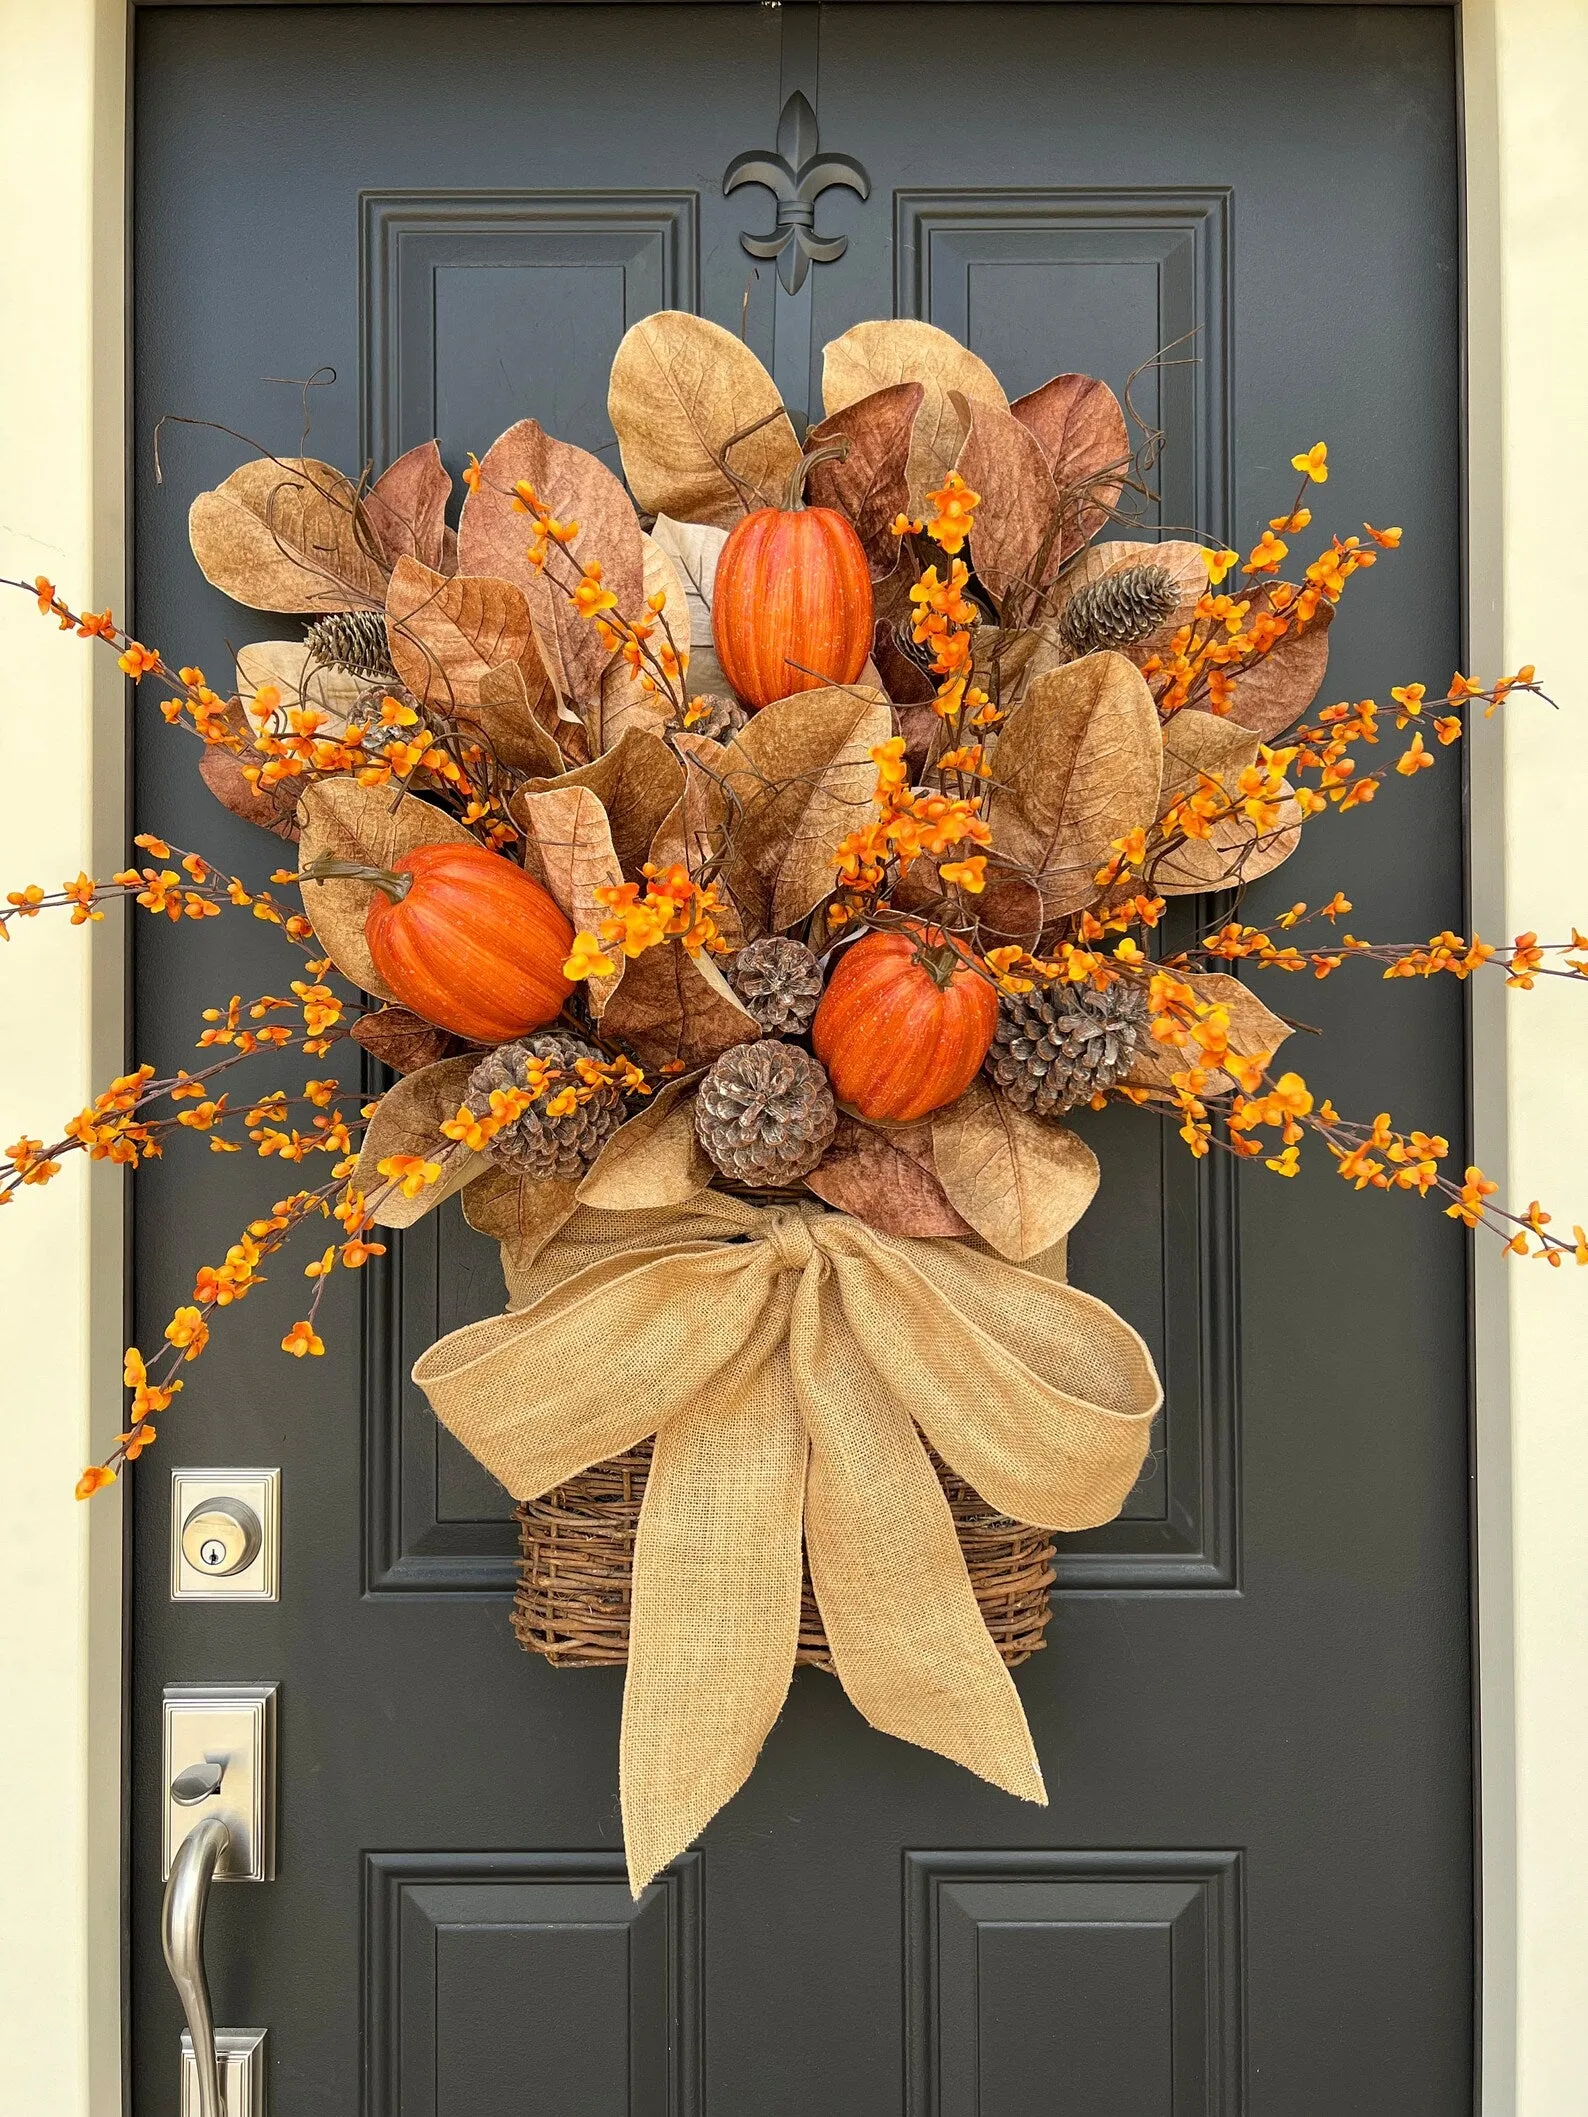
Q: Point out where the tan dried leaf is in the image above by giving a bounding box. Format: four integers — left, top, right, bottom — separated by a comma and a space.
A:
649, 514, 740, 707
805, 383, 924, 571
1008, 374, 1129, 547
930, 1079, 1100, 1262
461, 1164, 581, 1257
456, 419, 643, 709
985, 653, 1163, 920
384, 557, 538, 710
608, 311, 801, 527
821, 320, 1007, 508
189, 456, 387, 613
575, 1076, 712, 1209
951, 393, 1062, 603
354, 1057, 484, 1229
1222, 600, 1334, 741
1157, 710, 1262, 816
1120, 970, 1294, 1096
460, 660, 564, 776
599, 943, 759, 1072
297, 777, 478, 998
513, 784, 624, 1011
352, 1005, 474, 1077
363, 440, 451, 572
716, 685, 892, 932
804, 1113, 973, 1239
1149, 787, 1303, 896
236, 639, 363, 732
518, 728, 683, 881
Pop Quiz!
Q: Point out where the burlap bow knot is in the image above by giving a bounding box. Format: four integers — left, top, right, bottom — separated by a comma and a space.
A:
412, 1191, 1162, 1893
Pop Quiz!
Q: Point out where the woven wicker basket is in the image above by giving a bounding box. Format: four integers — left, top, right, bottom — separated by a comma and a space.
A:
513, 1439, 1058, 1671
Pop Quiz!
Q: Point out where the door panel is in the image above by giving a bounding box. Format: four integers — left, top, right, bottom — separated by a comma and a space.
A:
131, 8, 1469, 2112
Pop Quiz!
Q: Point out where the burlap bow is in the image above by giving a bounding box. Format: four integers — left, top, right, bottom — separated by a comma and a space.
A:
412, 1192, 1162, 1893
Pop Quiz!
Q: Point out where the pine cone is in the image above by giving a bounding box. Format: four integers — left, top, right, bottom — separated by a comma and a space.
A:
465, 1032, 623, 1180
695, 1040, 837, 1186
303, 609, 398, 681
1057, 565, 1181, 659
728, 939, 824, 1035
686, 693, 748, 742
984, 977, 1149, 1115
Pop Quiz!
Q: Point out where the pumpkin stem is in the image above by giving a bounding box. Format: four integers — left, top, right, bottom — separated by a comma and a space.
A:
295, 855, 414, 903
911, 931, 970, 991
785, 437, 850, 512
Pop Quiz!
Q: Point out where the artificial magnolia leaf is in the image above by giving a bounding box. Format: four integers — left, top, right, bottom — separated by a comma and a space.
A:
716, 685, 892, 932
457, 419, 644, 709
952, 393, 1063, 604
805, 382, 924, 571
514, 783, 624, 1010
363, 440, 451, 572
1149, 786, 1304, 896
1008, 374, 1129, 547
189, 456, 388, 613
1221, 599, 1334, 741
871, 617, 935, 708
1058, 538, 1211, 645
593, 536, 694, 751
296, 776, 478, 998
353, 1056, 484, 1229
646, 732, 746, 951
576, 1076, 712, 1209
641, 533, 692, 676
462, 1164, 580, 1256
985, 653, 1163, 920
930, 1079, 1100, 1263
352, 1004, 474, 1077
518, 727, 684, 881
1157, 710, 1263, 816
1120, 970, 1294, 1096
804, 1113, 973, 1239
820, 319, 1008, 508
384, 557, 539, 710
198, 739, 302, 842
598, 942, 759, 1072
608, 311, 802, 528
460, 660, 565, 775
647, 514, 739, 704
236, 639, 362, 732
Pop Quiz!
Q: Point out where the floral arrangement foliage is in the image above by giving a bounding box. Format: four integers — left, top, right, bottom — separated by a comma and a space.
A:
0, 312, 1574, 1885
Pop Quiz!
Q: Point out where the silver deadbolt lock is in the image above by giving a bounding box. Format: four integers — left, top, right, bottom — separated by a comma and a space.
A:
171, 1470, 280, 1601
182, 1497, 261, 1578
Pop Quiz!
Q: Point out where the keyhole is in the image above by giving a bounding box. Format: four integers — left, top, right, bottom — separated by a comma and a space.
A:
200, 1538, 228, 1568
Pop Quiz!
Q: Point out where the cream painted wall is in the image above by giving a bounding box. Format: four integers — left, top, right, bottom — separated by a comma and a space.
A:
0, 4, 1582, 2113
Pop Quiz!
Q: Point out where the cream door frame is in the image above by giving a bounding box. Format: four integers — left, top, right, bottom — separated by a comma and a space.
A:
0, 2, 1582, 2110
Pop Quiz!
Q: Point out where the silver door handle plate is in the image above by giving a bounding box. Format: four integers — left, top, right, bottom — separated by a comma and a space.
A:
181, 2028, 267, 2117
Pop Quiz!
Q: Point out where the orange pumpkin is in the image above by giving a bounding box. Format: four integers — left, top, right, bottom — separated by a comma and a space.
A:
352, 842, 575, 1044
712, 449, 874, 710
811, 925, 998, 1123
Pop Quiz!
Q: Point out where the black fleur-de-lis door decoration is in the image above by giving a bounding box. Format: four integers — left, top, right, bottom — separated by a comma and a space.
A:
724, 91, 870, 295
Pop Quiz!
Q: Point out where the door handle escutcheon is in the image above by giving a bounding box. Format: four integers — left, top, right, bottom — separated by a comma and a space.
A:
162, 1813, 231, 2117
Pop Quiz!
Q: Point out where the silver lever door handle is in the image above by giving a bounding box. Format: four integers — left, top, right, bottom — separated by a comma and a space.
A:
162, 1813, 231, 2117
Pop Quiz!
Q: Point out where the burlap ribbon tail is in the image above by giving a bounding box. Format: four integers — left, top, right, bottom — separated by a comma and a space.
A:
411, 1193, 1162, 1894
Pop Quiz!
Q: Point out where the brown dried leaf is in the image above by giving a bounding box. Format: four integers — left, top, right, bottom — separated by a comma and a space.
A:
1221, 600, 1334, 742
459, 660, 565, 776
952, 393, 1063, 603
646, 515, 740, 705
592, 537, 694, 752
1156, 710, 1262, 816
1148, 786, 1303, 896
189, 456, 387, 613
363, 440, 451, 572
236, 639, 363, 732
805, 383, 925, 571
384, 558, 539, 710
599, 944, 759, 1072
647, 732, 745, 951
930, 1079, 1100, 1263
518, 728, 684, 881
1120, 971, 1294, 1096
716, 685, 892, 933
871, 619, 935, 709
608, 311, 801, 528
1008, 374, 1128, 548
352, 1005, 473, 1077
354, 1057, 484, 1229
821, 320, 1007, 510
198, 741, 302, 842
457, 419, 643, 709
575, 1076, 711, 1209
986, 653, 1163, 920
297, 777, 478, 998
805, 1113, 973, 1239
461, 1164, 580, 1257
513, 784, 624, 1011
